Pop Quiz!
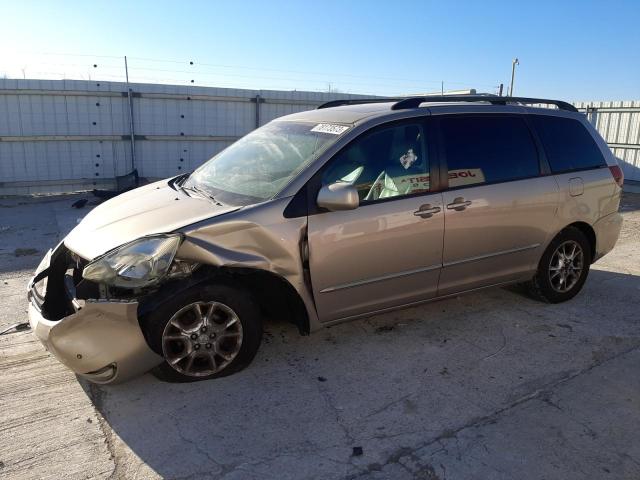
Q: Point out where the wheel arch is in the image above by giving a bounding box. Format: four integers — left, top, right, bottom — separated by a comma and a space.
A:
563, 221, 596, 263
214, 266, 311, 336
138, 265, 310, 339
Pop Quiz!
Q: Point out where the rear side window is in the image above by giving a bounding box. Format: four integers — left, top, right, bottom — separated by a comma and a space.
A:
440, 115, 540, 188
531, 115, 606, 173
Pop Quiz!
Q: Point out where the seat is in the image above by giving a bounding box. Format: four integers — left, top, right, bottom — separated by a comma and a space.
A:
366, 126, 428, 200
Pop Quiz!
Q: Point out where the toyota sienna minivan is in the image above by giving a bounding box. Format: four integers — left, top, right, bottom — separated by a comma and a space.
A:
27, 95, 624, 384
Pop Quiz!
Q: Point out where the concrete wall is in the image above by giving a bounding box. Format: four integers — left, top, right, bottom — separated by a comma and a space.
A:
1, 79, 639, 195
0, 79, 370, 195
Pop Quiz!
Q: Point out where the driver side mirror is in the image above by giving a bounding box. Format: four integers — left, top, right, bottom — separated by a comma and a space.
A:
317, 182, 360, 211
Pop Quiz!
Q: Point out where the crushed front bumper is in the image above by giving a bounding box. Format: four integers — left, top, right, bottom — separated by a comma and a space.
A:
27, 246, 163, 384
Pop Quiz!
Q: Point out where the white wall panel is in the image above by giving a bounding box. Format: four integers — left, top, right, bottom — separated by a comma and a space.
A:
576, 100, 640, 181
2, 78, 638, 194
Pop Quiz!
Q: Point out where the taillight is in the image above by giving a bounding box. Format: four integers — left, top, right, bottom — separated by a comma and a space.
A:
609, 165, 624, 188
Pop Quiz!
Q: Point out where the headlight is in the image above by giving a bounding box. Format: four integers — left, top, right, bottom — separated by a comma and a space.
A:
82, 234, 182, 288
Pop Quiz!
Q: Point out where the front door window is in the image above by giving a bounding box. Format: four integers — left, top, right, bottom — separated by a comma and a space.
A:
321, 123, 429, 201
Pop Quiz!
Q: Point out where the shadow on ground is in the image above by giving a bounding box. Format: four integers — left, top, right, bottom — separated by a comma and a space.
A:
620, 191, 640, 213
81, 268, 640, 480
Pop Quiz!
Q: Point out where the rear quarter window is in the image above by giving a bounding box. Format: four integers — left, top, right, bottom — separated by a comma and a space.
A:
531, 115, 606, 173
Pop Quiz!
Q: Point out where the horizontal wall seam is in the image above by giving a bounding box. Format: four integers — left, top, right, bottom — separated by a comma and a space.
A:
609, 143, 640, 150
0, 135, 241, 142
577, 107, 640, 113
0, 89, 323, 105
0, 178, 115, 188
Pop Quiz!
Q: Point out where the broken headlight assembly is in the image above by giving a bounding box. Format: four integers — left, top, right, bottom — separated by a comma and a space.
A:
82, 234, 184, 289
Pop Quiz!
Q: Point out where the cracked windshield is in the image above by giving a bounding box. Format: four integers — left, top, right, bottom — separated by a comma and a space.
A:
185, 121, 349, 204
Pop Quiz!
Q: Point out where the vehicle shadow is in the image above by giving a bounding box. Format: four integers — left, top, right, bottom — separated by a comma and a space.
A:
80, 267, 640, 479
620, 191, 640, 212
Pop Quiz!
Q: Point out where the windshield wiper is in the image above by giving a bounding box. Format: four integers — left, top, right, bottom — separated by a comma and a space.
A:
168, 172, 190, 191
181, 183, 224, 206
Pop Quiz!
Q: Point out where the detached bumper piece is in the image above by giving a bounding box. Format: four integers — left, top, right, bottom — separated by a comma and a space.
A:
27, 243, 163, 384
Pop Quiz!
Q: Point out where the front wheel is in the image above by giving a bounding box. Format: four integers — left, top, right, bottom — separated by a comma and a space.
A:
527, 227, 592, 303
145, 283, 262, 382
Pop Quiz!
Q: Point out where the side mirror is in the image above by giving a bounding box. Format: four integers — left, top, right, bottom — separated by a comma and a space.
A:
317, 182, 360, 211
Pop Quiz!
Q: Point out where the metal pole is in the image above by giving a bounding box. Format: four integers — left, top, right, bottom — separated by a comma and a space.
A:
441, 81, 444, 95
255, 94, 261, 128
124, 56, 137, 173
509, 58, 519, 96
498, 83, 504, 96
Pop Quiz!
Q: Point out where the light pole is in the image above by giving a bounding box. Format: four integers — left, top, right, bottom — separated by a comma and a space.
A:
509, 58, 519, 96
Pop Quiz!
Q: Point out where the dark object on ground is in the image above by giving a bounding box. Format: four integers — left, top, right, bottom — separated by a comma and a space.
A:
352, 446, 363, 457
14, 248, 38, 257
72, 199, 88, 209
0, 322, 30, 335
375, 325, 395, 333
92, 169, 139, 200
317, 376, 327, 382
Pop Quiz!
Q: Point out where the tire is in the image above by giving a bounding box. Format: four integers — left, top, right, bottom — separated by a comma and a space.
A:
527, 227, 592, 303
144, 282, 262, 382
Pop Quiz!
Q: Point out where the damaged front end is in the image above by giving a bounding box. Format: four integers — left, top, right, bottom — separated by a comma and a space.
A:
27, 242, 164, 384
27, 192, 320, 384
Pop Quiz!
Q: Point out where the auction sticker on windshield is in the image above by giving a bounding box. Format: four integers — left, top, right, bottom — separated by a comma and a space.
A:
311, 123, 350, 135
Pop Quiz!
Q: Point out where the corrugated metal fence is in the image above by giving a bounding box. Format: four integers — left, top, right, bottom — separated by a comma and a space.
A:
574, 101, 640, 185
1, 79, 639, 195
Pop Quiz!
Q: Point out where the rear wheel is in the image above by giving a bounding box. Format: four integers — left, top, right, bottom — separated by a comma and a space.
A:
527, 227, 592, 303
145, 283, 262, 382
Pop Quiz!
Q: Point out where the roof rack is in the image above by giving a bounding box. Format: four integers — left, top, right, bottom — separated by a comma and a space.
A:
316, 95, 578, 113
316, 98, 404, 109
391, 95, 578, 112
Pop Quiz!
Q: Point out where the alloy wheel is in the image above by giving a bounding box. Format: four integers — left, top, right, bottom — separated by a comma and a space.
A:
162, 301, 243, 377
548, 240, 584, 293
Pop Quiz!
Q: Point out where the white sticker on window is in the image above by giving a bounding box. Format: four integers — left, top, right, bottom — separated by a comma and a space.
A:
448, 168, 485, 187
399, 149, 418, 169
311, 123, 349, 135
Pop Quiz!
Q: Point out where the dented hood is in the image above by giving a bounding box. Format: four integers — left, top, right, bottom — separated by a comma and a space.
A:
64, 179, 239, 260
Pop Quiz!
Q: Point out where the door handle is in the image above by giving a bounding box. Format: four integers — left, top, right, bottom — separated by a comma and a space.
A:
413, 204, 441, 218
446, 197, 472, 211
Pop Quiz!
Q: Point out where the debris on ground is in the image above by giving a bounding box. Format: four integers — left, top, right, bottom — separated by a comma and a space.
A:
71, 199, 88, 209
14, 248, 38, 257
375, 325, 395, 333
557, 323, 574, 332
0, 323, 30, 336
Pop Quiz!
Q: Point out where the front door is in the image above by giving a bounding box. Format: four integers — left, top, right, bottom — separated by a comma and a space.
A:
307, 121, 445, 322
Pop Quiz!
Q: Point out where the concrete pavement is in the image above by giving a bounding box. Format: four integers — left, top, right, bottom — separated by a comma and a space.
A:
1, 193, 639, 479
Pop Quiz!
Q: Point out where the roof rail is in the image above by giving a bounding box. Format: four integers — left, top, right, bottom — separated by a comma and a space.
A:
317, 98, 402, 109
391, 95, 578, 112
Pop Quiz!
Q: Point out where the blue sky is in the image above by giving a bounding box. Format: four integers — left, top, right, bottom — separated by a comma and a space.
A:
1, 0, 639, 100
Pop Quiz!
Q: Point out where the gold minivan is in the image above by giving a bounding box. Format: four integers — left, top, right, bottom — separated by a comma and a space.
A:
28, 95, 624, 384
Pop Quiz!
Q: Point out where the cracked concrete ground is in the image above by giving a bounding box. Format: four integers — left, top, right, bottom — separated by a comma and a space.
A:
1, 192, 639, 480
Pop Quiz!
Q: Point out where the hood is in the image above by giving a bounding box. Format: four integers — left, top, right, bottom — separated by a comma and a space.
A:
64, 179, 239, 260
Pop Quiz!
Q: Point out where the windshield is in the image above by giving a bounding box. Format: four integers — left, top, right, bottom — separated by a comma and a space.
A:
184, 121, 349, 205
